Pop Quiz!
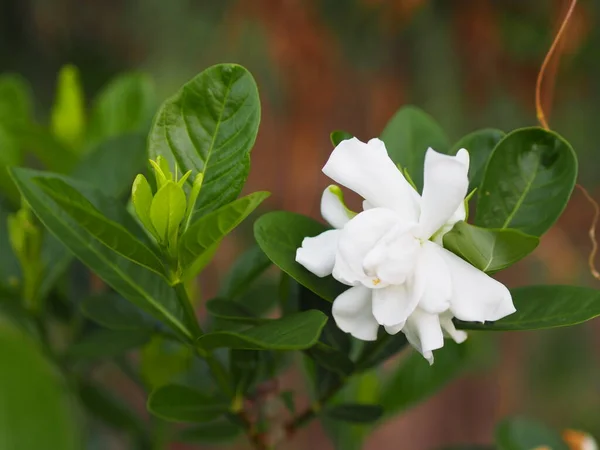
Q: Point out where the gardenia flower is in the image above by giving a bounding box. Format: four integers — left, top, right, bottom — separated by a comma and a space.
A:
296, 137, 516, 364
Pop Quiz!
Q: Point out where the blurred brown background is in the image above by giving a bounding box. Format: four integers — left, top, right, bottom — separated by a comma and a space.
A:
2, 0, 599, 448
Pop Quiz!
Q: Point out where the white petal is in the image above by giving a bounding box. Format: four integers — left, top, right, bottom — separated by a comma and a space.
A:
384, 322, 405, 335
296, 229, 340, 278
332, 285, 379, 341
372, 284, 419, 327
402, 308, 444, 365
321, 185, 353, 229
322, 137, 419, 221
418, 148, 469, 240
439, 247, 516, 322
439, 311, 468, 344
412, 241, 452, 314
333, 208, 400, 287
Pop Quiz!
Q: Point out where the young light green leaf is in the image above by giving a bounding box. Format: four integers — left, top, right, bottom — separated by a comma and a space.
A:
305, 342, 355, 376
132, 174, 156, 235
450, 128, 505, 190
330, 130, 353, 146
476, 127, 577, 236
147, 384, 229, 423
206, 298, 267, 325
196, 310, 328, 351
443, 221, 539, 273
66, 329, 152, 361
150, 181, 187, 248
50, 65, 85, 151
324, 404, 383, 424
81, 293, 161, 332
254, 211, 345, 303
495, 416, 568, 450
184, 172, 204, 228
179, 192, 270, 280
219, 245, 272, 299
380, 106, 449, 191
457, 285, 600, 331
148, 64, 260, 219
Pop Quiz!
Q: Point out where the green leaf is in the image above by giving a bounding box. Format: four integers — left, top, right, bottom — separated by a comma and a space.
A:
147, 384, 229, 423
148, 64, 260, 219
0, 74, 32, 124
81, 293, 161, 331
495, 416, 568, 450
475, 127, 577, 236
330, 130, 353, 146
354, 332, 408, 372
88, 73, 156, 145
206, 298, 267, 325
150, 181, 187, 247
0, 321, 80, 450
197, 310, 328, 351
179, 192, 269, 279
380, 340, 470, 416
50, 65, 85, 151
0, 125, 23, 202
380, 106, 449, 191
35, 177, 166, 276
305, 341, 354, 376
443, 221, 539, 273
177, 420, 242, 444
219, 245, 271, 299
450, 128, 505, 190
132, 174, 156, 235
140, 336, 193, 390
254, 211, 344, 303
10, 168, 196, 342
0, 204, 20, 290
324, 404, 383, 424
457, 285, 600, 331
66, 329, 152, 361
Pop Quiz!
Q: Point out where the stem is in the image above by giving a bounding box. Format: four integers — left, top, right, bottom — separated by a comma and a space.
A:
172, 282, 203, 339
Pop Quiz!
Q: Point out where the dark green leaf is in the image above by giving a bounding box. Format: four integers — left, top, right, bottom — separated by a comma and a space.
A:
380, 340, 470, 416
0, 74, 32, 124
330, 130, 353, 146
324, 404, 383, 424
0, 126, 22, 202
148, 64, 260, 219
457, 285, 600, 331
0, 320, 80, 450
230, 349, 260, 396
197, 310, 328, 351
219, 245, 271, 299
495, 416, 568, 450
10, 168, 196, 342
81, 293, 161, 331
354, 332, 408, 372
179, 192, 269, 280
67, 329, 152, 361
177, 420, 242, 444
305, 341, 354, 376
443, 221, 539, 273
206, 298, 267, 325
476, 128, 577, 236
147, 384, 229, 423
380, 106, 449, 191
451, 128, 505, 190
254, 211, 344, 303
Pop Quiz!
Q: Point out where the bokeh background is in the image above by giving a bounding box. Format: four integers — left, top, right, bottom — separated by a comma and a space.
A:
1, 0, 599, 448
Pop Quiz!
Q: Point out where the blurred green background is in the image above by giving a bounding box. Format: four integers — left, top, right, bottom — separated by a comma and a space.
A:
1, 0, 599, 448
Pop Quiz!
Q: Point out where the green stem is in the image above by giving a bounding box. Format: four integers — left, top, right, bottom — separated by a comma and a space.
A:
172, 281, 203, 339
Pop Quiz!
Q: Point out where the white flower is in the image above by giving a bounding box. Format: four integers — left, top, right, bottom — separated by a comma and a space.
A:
563, 430, 598, 450
296, 137, 516, 364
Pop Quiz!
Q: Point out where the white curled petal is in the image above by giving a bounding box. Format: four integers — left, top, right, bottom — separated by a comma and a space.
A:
384, 322, 405, 335
321, 185, 353, 229
362, 200, 374, 211
322, 137, 419, 221
296, 229, 340, 278
334, 208, 400, 287
439, 247, 516, 322
403, 308, 444, 365
439, 311, 468, 344
412, 241, 452, 314
372, 284, 419, 327
332, 285, 379, 341
418, 148, 469, 240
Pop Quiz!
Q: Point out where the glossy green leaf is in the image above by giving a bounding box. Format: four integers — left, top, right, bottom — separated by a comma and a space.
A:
0, 321, 80, 450
50, 65, 85, 150
254, 211, 344, 303
495, 416, 568, 450
10, 168, 196, 342
450, 128, 505, 190
330, 130, 353, 146
354, 332, 408, 372
457, 285, 600, 331
0, 74, 32, 124
35, 177, 165, 275
148, 64, 260, 219
305, 341, 354, 376
443, 221, 539, 273
380, 106, 449, 191
325, 404, 383, 424
150, 181, 187, 246
206, 298, 267, 325
177, 420, 242, 444
197, 310, 328, 351
179, 191, 269, 280
476, 127, 577, 236
81, 293, 160, 331
380, 340, 471, 416
66, 329, 152, 361
147, 384, 229, 423
88, 73, 156, 145
218, 245, 271, 299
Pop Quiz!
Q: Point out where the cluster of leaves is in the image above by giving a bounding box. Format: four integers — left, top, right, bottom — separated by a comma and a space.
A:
1, 61, 598, 450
